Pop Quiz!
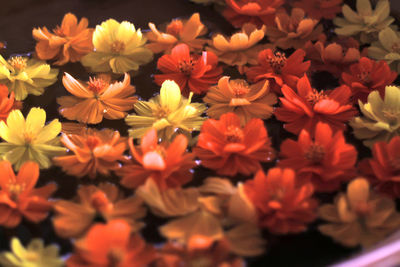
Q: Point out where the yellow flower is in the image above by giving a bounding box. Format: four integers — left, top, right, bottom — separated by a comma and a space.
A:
0, 55, 58, 100
368, 27, 400, 73
81, 19, 153, 74
0, 237, 63, 267
125, 80, 206, 141
0, 107, 66, 170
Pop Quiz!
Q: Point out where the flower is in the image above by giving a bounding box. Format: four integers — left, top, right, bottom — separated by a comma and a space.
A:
81, 19, 153, 74
0, 238, 63, 267
193, 112, 274, 176
293, 0, 343, 20
57, 72, 137, 124
67, 220, 156, 267
0, 55, 58, 100
275, 75, 357, 135
279, 122, 357, 192
0, 161, 56, 228
318, 178, 400, 247
32, 13, 94, 65
0, 108, 66, 170
334, 0, 396, 44
341, 57, 397, 103
245, 48, 310, 94
146, 13, 208, 54
53, 183, 146, 238
0, 84, 21, 121
117, 128, 195, 190
243, 168, 318, 234
265, 8, 323, 50
350, 86, 400, 148
368, 27, 400, 73
53, 128, 126, 178
204, 76, 276, 125
61, 122, 87, 135
154, 44, 222, 96
125, 80, 206, 141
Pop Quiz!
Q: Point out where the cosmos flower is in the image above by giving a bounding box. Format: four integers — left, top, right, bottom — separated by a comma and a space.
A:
275, 75, 357, 135
57, 72, 137, 124
53, 128, 126, 178
0, 55, 58, 100
0, 84, 21, 122
154, 43, 222, 96
32, 13, 94, 65
204, 76, 276, 125
293, 0, 343, 20
193, 112, 274, 176
0, 108, 66, 170
368, 27, 400, 73
146, 13, 208, 54
81, 19, 153, 74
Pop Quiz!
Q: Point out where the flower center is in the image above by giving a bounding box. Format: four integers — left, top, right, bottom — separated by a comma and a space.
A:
224, 125, 244, 143
266, 52, 286, 73
86, 136, 101, 150
107, 248, 124, 267
153, 107, 169, 118
306, 89, 327, 105
354, 202, 372, 217
90, 191, 112, 213
304, 144, 325, 163
88, 77, 108, 95
382, 109, 400, 125
230, 80, 250, 97
24, 131, 36, 143
53, 26, 66, 37
111, 40, 125, 53
25, 251, 40, 262
166, 20, 183, 37
8, 182, 25, 201
178, 58, 195, 75
356, 70, 371, 85
8, 56, 27, 71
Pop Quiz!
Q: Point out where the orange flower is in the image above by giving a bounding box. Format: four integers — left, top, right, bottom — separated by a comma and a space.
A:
146, 13, 208, 54
275, 74, 357, 135
279, 123, 357, 192
0, 161, 56, 228
193, 112, 274, 176
0, 84, 21, 121
53, 183, 146, 238
245, 48, 310, 94
53, 128, 126, 178
204, 76, 277, 125
293, 0, 343, 20
32, 13, 94, 65
67, 220, 156, 267
57, 73, 137, 124
243, 168, 318, 234
117, 128, 195, 190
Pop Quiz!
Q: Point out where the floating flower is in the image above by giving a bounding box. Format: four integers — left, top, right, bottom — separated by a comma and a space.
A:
57, 72, 137, 124
0, 55, 58, 100
146, 13, 208, 54
204, 76, 276, 125
125, 80, 206, 141
350, 86, 400, 148
0, 238, 63, 267
243, 168, 318, 234
53, 128, 126, 178
318, 178, 400, 247
265, 8, 323, 50
32, 13, 94, 65
0, 161, 56, 228
293, 0, 343, 20
368, 27, 400, 73
193, 112, 274, 176
279, 122, 357, 192
0, 84, 21, 122
245, 48, 310, 94
0, 108, 66, 170
341, 57, 397, 103
154, 44, 222, 96
81, 19, 153, 74
67, 220, 156, 267
275, 75, 357, 135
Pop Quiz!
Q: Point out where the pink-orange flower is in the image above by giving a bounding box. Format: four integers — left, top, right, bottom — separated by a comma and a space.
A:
293, 0, 343, 20
0, 84, 21, 121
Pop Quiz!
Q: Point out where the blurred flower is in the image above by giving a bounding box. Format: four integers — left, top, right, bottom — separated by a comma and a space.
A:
53, 128, 126, 178
146, 13, 208, 54
81, 19, 153, 74
154, 44, 222, 96
0, 84, 21, 121
57, 72, 137, 124
61, 122, 87, 135
319, 178, 400, 247
275, 75, 357, 135
368, 27, 400, 73
0, 108, 66, 170
0, 55, 58, 100
204, 76, 276, 125
193, 112, 274, 176
0, 237, 63, 267
0, 161, 56, 228
293, 0, 342, 20
125, 80, 206, 141
32, 13, 94, 65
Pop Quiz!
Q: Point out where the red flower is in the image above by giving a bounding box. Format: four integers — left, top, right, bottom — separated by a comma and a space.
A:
193, 112, 274, 176
279, 122, 357, 192
293, 0, 343, 20
245, 49, 310, 94
341, 57, 397, 103
275, 74, 357, 135
243, 168, 318, 234
0, 84, 21, 121
154, 44, 222, 96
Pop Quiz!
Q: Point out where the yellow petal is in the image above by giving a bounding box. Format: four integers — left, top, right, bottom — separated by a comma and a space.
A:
160, 80, 181, 111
